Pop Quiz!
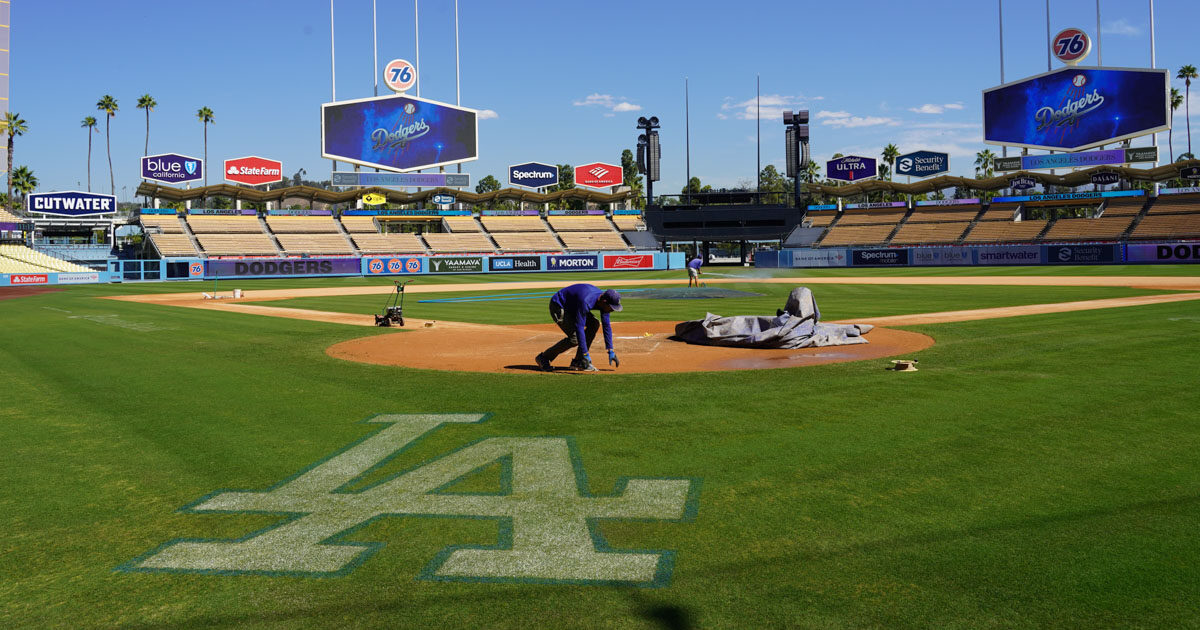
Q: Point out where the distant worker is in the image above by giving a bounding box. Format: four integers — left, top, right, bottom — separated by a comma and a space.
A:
687, 253, 704, 287
535, 284, 622, 372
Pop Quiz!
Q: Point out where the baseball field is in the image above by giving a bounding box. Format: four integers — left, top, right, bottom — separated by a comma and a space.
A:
2, 265, 1198, 628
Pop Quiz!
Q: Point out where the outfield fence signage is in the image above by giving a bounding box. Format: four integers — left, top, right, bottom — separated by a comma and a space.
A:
1045, 244, 1116, 264
547, 255, 597, 270
489, 256, 541, 271
787, 248, 847, 268
364, 256, 423, 274
604, 254, 653, 269
207, 258, 362, 278
912, 248, 973, 266
975, 246, 1042, 265
429, 257, 483, 273
1126, 243, 1200, 262
27, 191, 117, 217
852, 249, 908, 266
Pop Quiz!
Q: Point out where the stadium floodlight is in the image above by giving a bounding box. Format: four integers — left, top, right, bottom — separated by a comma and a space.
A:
635, 116, 662, 206
783, 111, 811, 207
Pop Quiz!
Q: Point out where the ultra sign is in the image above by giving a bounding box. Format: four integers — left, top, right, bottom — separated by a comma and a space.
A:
509, 162, 559, 188
27, 191, 117, 216
826, 156, 877, 182
322, 93, 479, 172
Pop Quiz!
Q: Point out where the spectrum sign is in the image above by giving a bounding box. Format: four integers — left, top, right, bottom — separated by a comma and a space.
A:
575, 162, 622, 189
142, 153, 204, 185
983, 66, 1170, 151
509, 162, 559, 188
224, 156, 283, 186
322, 93, 478, 172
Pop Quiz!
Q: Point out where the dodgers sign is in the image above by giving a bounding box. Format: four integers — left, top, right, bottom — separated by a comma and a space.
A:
826, 156, 877, 182
142, 153, 204, 185
895, 151, 949, 178
27, 191, 117, 216
322, 94, 479, 172
508, 162, 559, 188
983, 66, 1169, 151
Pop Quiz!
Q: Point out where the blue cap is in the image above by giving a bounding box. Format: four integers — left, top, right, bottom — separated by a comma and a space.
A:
601, 289, 623, 311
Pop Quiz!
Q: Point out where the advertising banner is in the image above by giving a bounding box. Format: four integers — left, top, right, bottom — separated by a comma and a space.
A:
189, 262, 204, 278
547, 254, 598, 271
188, 208, 257, 215
915, 198, 981, 206
207, 258, 361, 278
364, 256, 423, 274
1045, 244, 1117, 264
322, 93, 478, 172
788, 248, 848, 268
983, 66, 1169, 151
1126, 243, 1200, 262
992, 190, 1143, 204
9, 273, 48, 284
508, 162, 559, 188
826, 156, 877, 182
911, 247, 973, 266
895, 151, 949, 178
27, 191, 117, 216
995, 147, 1157, 172
852, 249, 908, 266
1158, 187, 1200, 195
1010, 176, 1037, 190
489, 256, 541, 271
428, 257, 483, 273
575, 162, 622, 188
975, 246, 1042, 265
142, 153, 204, 185
56, 272, 101, 284
1090, 171, 1120, 185
224, 156, 283, 186
139, 207, 178, 215
603, 254, 654, 269
845, 201, 906, 210
331, 171, 471, 187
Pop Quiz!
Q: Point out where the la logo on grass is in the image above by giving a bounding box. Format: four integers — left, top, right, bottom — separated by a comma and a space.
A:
120, 414, 699, 586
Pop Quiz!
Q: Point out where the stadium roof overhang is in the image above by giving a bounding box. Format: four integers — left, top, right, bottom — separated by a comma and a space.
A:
806, 159, 1200, 198
133, 183, 633, 206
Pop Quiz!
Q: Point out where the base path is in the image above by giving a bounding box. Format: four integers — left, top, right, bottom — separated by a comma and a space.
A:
108, 275, 1200, 374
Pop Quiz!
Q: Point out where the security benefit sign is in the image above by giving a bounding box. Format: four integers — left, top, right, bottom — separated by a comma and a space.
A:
26, 191, 117, 216
322, 94, 479, 172
120, 414, 699, 586
983, 67, 1170, 151
895, 151, 949, 178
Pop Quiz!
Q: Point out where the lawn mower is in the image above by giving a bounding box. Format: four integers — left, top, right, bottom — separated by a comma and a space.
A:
375, 280, 411, 327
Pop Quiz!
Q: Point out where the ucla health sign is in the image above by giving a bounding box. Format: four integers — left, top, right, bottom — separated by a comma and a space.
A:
142, 154, 203, 185
27, 191, 116, 216
983, 66, 1169, 151
322, 94, 478, 172
509, 162, 558, 188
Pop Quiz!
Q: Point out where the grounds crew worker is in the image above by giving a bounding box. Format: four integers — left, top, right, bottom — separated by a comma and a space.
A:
536, 284, 622, 372
687, 253, 703, 287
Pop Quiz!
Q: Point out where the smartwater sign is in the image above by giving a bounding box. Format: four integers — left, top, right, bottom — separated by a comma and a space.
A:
509, 162, 559, 189
142, 153, 204, 185
983, 66, 1169, 151
27, 191, 116, 216
322, 93, 479, 172
895, 151, 949, 178
826, 156, 877, 182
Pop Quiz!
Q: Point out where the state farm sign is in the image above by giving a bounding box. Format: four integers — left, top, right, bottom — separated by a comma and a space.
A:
575, 162, 622, 189
224, 156, 284, 186
10, 274, 48, 285
604, 254, 653, 269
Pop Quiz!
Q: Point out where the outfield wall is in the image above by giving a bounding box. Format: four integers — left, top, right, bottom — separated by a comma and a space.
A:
0, 271, 110, 287
758, 242, 1200, 268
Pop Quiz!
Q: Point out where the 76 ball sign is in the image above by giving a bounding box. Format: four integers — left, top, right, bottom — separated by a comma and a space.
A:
383, 59, 416, 93
1052, 28, 1091, 66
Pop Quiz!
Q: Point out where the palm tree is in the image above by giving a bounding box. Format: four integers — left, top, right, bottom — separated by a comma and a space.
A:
1178, 65, 1198, 157
974, 149, 996, 179
1169, 88, 1184, 162
96, 95, 118, 196
3, 112, 28, 214
881, 144, 900, 181
81, 116, 98, 192
197, 106, 214, 188
803, 160, 821, 184
136, 94, 157, 156
12, 165, 37, 209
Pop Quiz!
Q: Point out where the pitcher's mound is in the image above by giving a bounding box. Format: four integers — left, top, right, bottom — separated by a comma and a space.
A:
326, 320, 934, 374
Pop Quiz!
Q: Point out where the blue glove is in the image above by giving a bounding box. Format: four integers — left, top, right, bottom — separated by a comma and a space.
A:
608, 349, 619, 367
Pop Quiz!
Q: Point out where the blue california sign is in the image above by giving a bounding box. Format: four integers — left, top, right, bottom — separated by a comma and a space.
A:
826, 156, 877, 182
508, 162, 559, 188
322, 94, 479, 172
27, 191, 117, 216
983, 66, 1169, 151
895, 151, 949, 178
142, 153, 204, 185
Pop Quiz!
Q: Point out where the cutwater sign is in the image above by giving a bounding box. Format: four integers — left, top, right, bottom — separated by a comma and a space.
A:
27, 191, 116, 216
895, 151, 949, 178
508, 162, 559, 188
826, 156, 877, 182
142, 153, 204, 185
322, 93, 479, 172
983, 66, 1169, 151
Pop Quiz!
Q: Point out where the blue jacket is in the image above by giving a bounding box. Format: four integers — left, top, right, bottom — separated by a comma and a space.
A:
688, 257, 703, 270
550, 283, 613, 351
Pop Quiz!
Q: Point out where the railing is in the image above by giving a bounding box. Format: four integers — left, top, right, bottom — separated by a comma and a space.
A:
652, 191, 794, 208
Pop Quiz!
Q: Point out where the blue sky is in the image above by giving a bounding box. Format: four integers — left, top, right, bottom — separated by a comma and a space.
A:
12, 0, 1200, 199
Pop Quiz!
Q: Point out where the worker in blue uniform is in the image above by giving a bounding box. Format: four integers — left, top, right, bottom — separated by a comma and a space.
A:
535, 284, 622, 372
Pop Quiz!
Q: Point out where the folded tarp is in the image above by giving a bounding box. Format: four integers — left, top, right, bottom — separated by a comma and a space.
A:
673, 287, 873, 349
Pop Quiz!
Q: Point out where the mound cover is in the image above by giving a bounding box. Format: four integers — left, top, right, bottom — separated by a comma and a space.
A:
674, 287, 873, 349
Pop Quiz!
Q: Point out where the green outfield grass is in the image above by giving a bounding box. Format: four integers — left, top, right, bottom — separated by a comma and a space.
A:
2, 266, 1199, 629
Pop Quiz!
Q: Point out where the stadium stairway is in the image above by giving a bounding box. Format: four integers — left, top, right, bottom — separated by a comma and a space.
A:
259, 214, 286, 254
810, 209, 844, 247
180, 214, 204, 257
1122, 195, 1156, 238
953, 205, 990, 245
882, 205, 916, 244
334, 215, 362, 256
541, 215, 569, 250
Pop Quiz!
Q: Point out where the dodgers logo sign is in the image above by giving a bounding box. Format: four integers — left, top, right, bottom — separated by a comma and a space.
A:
826, 156, 877, 182
508, 162, 559, 189
27, 191, 117, 217
895, 151, 949, 178
983, 67, 1169, 151
322, 94, 479, 172
142, 153, 205, 185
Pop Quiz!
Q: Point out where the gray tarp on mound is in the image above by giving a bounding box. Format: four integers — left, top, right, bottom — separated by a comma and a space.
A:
674, 287, 874, 349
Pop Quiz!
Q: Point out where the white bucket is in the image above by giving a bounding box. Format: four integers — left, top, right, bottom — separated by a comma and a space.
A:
233, 289, 243, 298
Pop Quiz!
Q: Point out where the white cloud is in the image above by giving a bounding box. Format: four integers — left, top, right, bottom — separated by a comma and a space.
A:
908, 102, 965, 114
477, 109, 499, 120
944, 102, 965, 110
720, 94, 821, 121
573, 93, 641, 114
816, 110, 899, 128
612, 102, 641, 112
1102, 18, 1141, 36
